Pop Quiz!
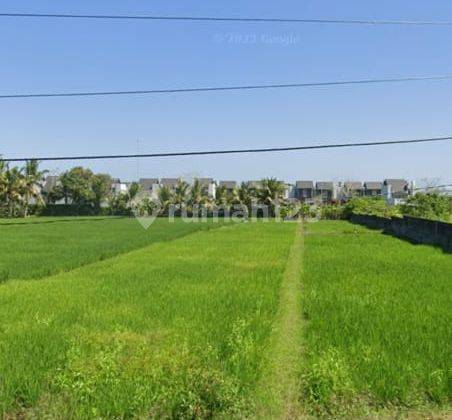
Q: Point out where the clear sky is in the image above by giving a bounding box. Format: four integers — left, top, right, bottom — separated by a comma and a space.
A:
1, 1, 451, 184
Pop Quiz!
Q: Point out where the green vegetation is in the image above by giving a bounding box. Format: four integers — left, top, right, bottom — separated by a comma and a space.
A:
0, 217, 450, 417
0, 221, 295, 417
257, 222, 304, 418
301, 221, 451, 416
400, 192, 450, 221
344, 196, 401, 218
0, 217, 220, 282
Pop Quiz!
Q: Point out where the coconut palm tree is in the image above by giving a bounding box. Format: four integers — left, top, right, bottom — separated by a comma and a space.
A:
172, 179, 189, 216
257, 178, 287, 216
189, 179, 208, 205
174, 179, 188, 204
127, 182, 141, 211
187, 179, 212, 217
215, 184, 227, 206
22, 160, 47, 217
4, 166, 25, 217
158, 185, 173, 215
0, 161, 7, 204
236, 182, 254, 214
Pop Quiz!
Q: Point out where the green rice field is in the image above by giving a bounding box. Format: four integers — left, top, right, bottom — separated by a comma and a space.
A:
0, 217, 220, 282
0, 217, 450, 418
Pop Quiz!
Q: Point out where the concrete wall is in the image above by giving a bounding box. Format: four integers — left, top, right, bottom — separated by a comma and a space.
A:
350, 214, 452, 253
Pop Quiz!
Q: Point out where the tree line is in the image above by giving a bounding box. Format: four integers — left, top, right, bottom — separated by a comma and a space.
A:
0, 161, 450, 221
0, 162, 290, 218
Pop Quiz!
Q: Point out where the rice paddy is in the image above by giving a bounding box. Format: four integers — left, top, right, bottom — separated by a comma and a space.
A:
0, 217, 450, 417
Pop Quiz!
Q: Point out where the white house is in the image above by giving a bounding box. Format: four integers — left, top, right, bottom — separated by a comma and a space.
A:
138, 178, 160, 200
111, 178, 129, 195
198, 178, 216, 198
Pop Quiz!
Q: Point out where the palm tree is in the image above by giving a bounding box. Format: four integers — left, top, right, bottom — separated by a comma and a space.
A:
127, 182, 140, 205
215, 184, 227, 206
173, 179, 189, 215
174, 179, 188, 203
236, 182, 254, 214
4, 166, 25, 217
158, 185, 173, 215
22, 160, 47, 217
257, 178, 287, 216
0, 161, 7, 205
188, 179, 210, 216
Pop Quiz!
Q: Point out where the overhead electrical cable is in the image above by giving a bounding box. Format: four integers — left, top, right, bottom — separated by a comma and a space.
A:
1, 136, 451, 162
1, 12, 452, 26
1, 75, 452, 100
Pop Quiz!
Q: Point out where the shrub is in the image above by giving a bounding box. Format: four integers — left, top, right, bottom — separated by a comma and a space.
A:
399, 192, 450, 221
344, 197, 400, 219
320, 204, 345, 220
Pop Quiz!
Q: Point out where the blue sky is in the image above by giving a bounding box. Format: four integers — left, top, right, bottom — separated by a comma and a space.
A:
1, 1, 451, 183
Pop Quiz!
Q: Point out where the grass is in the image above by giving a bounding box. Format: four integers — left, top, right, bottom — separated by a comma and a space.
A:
0, 217, 450, 417
0, 217, 222, 282
257, 221, 304, 418
301, 221, 452, 416
0, 220, 296, 417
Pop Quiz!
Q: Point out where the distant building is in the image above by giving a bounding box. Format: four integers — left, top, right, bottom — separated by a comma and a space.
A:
160, 178, 179, 191
198, 178, 216, 198
315, 182, 336, 203
364, 181, 382, 197
246, 180, 263, 190
382, 179, 411, 205
342, 181, 363, 199
294, 181, 314, 202
219, 181, 237, 194
138, 178, 159, 200
42, 175, 65, 204
42, 175, 59, 193
111, 178, 129, 195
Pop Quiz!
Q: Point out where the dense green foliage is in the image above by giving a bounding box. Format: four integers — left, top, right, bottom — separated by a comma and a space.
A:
320, 203, 345, 220
343, 196, 401, 218
0, 160, 47, 217
0, 217, 219, 282
0, 221, 294, 417
301, 221, 451, 416
399, 192, 450, 221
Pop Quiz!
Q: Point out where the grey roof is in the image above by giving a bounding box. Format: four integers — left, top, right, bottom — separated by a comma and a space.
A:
219, 181, 237, 189
364, 181, 382, 190
344, 181, 363, 190
316, 182, 334, 191
247, 180, 263, 189
295, 180, 314, 189
111, 178, 121, 184
384, 179, 408, 193
198, 178, 214, 186
139, 178, 159, 190
160, 178, 179, 188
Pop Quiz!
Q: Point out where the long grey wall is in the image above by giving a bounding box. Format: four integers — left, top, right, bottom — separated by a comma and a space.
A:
350, 214, 452, 253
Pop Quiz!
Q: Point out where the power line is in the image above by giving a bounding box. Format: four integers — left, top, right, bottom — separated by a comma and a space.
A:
1, 136, 451, 163
1, 12, 452, 26
413, 184, 452, 190
1, 75, 452, 100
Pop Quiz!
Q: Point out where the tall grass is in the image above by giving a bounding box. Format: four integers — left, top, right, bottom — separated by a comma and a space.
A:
0, 217, 220, 282
0, 221, 295, 417
301, 221, 451, 416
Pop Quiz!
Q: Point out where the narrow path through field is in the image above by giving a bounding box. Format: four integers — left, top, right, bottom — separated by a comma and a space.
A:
258, 221, 304, 418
